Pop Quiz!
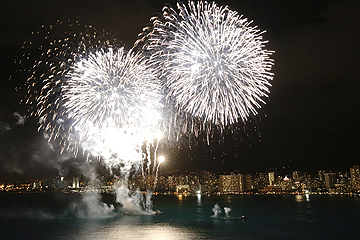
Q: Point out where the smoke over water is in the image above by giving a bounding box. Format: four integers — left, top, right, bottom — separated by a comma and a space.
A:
115, 182, 154, 215
70, 193, 115, 218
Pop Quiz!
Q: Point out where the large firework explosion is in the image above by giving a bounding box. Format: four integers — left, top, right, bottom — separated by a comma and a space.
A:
19, 20, 164, 214
138, 1, 274, 137
21, 20, 120, 153
20, 20, 163, 179
63, 47, 163, 174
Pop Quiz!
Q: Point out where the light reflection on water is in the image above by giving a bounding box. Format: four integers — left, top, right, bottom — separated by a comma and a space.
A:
65, 218, 203, 240
110, 224, 200, 240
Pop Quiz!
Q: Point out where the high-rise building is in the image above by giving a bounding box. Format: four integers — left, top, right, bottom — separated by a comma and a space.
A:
219, 174, 241, 193
318, 170, 325, 182
350, 165, 360, 191
280, 176, 292, 191
268, 172, 275, 186
240, 174, 252, 192
292, 171, 301, 182
252, 173, 269, 189
337, 172, 351, 193
324, 172, 337, 189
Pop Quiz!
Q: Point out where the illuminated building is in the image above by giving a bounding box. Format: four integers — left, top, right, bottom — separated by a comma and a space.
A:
280, 176, 292, 191
334, 172, 351, 193
176, 185, 190, 194
144, 175, 156, 189
268, 172, 275, 186
292, 171, 301, 182
193, 171, 219, 194
350, 165, 360, 191
219, 174, 241, 194
156, 175, 166, 191
324, 172, 337, 189
240, 174, 252, 192
318, 170, 325, 184
252, 173, 269, 189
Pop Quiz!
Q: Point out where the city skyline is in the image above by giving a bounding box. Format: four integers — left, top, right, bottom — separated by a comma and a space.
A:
2, 165, 360, 197
2, 163, 358, 185
1, 0, 360, 182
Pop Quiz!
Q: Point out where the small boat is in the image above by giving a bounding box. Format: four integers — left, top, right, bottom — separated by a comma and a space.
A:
155, 210, 162, 215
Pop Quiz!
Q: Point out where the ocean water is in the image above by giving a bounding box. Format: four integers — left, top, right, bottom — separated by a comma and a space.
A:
1, 193, 360, 240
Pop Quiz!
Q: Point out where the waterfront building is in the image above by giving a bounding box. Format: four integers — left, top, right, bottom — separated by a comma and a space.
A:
268, 172, 275, 186
292, 171, 302, 182
280, 176, 292, 191
252, 172, 269, 189
318, 170, 325, 182
219, 174, 241, 194
324, 172, 337, 189
350, 165, 360, 191
240, 174, 252, 192
176, 185, 190, 194
156, 175, 166, 191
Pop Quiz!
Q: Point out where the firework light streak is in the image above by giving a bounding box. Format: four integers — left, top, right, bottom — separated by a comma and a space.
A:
140, 1, 274, 135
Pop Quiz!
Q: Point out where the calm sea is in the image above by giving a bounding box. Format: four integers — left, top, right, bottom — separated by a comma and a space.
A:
1, 193, 359, 240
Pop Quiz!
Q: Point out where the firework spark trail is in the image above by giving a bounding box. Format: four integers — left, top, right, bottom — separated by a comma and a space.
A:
139, 1, 274, 136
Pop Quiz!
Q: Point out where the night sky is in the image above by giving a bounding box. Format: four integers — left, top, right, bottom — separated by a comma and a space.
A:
1, 0, 359, 182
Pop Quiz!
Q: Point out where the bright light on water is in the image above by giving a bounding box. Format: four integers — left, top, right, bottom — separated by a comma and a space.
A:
98, 224, 201, 240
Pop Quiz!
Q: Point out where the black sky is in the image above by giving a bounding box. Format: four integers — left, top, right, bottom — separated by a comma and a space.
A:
1, 0, 360, 181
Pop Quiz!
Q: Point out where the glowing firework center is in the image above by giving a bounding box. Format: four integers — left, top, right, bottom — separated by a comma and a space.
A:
63, 47, 162, 175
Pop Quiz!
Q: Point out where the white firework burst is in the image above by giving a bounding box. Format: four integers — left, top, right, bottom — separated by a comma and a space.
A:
21, 21, 164, 213
141, 1, 274, 132
22, 20, 121, 150
22, 21, 163, 168
63, 47, 163, 168
63, 47, 162, 140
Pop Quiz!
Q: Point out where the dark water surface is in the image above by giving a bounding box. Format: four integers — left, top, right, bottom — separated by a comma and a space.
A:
1, 193, 359, 239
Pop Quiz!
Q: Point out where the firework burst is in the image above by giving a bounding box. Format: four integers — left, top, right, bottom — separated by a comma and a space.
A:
139, 1, 274, 135
63, 47, 163, 169
21, 20, 119, 149
19, 20, 163, 215
21, 21, 163, 170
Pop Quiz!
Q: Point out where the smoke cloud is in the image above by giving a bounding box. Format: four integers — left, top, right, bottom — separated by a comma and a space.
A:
13, 112, 26, 125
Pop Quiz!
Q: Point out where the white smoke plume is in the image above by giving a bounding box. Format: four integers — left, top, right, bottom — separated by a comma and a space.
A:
13, 112, 26, 125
